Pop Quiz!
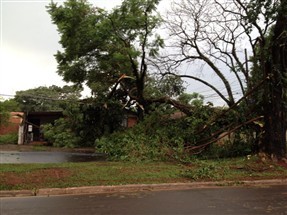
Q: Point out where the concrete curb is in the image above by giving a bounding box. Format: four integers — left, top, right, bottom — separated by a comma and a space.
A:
1, 179, 287, 198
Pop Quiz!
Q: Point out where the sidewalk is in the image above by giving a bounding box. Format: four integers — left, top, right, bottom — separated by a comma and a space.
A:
1, 179, 287, 198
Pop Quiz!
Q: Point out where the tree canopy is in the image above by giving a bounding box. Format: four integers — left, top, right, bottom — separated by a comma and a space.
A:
48, 0, 176, 115
14, 85, 81, 112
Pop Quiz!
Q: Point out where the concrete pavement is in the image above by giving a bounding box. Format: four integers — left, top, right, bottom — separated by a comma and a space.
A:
1, 179, 287, 198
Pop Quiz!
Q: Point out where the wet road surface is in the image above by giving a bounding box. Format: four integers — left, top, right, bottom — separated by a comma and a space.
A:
0, 151, 105, 163
1, 185, 287, 214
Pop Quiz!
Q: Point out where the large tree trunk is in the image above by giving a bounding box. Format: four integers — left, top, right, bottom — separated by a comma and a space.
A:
262, 0, 287, 159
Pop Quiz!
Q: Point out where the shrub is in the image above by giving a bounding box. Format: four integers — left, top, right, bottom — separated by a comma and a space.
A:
200, 130, 255, 159
95, 111, 193, 162
204, 141, 253, 159
95, 104, 256, 161
42, 118, 80, 148
0, 133, 18, 144
182, 161, 227, 180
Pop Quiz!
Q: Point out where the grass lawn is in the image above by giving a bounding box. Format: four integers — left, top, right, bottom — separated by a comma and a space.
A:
1, 156, 287, 191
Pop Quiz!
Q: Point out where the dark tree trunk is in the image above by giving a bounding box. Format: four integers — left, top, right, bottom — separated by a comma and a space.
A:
262, 0, 287, 159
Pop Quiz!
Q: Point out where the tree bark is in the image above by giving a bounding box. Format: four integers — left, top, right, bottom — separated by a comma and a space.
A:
262, 0, 287, 158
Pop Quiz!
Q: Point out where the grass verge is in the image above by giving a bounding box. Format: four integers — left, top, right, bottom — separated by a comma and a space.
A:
1, 156, 286, 191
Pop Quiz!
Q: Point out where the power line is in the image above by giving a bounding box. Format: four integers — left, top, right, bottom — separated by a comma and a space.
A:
187, 78, 246, 95
0, 93, 82, 103
0, 94, 15, 98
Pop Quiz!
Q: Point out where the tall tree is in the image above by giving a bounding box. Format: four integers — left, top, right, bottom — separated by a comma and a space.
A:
258, 0, 287, 158
47, 0, 191, 117
164, 0, 286, 158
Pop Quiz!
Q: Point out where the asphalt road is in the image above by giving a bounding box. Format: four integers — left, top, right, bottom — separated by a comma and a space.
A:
1, 185, 287, 215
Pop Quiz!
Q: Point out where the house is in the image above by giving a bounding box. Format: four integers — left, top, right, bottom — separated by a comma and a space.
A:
20, 111, 64, 144
0, 111, 64, 145
2, 110, 139, 145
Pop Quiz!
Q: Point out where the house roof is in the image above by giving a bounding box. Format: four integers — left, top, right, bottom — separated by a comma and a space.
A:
26, 111, 63, 117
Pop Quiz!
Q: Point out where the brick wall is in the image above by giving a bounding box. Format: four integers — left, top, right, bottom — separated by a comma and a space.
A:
0, 112, 23, 135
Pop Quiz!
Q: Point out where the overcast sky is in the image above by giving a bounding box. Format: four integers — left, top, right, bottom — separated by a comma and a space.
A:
0, 0, 239, 106
0, 0, 123, 99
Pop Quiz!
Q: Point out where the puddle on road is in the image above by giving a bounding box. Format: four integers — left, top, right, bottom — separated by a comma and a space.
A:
0, 151, 106, 163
